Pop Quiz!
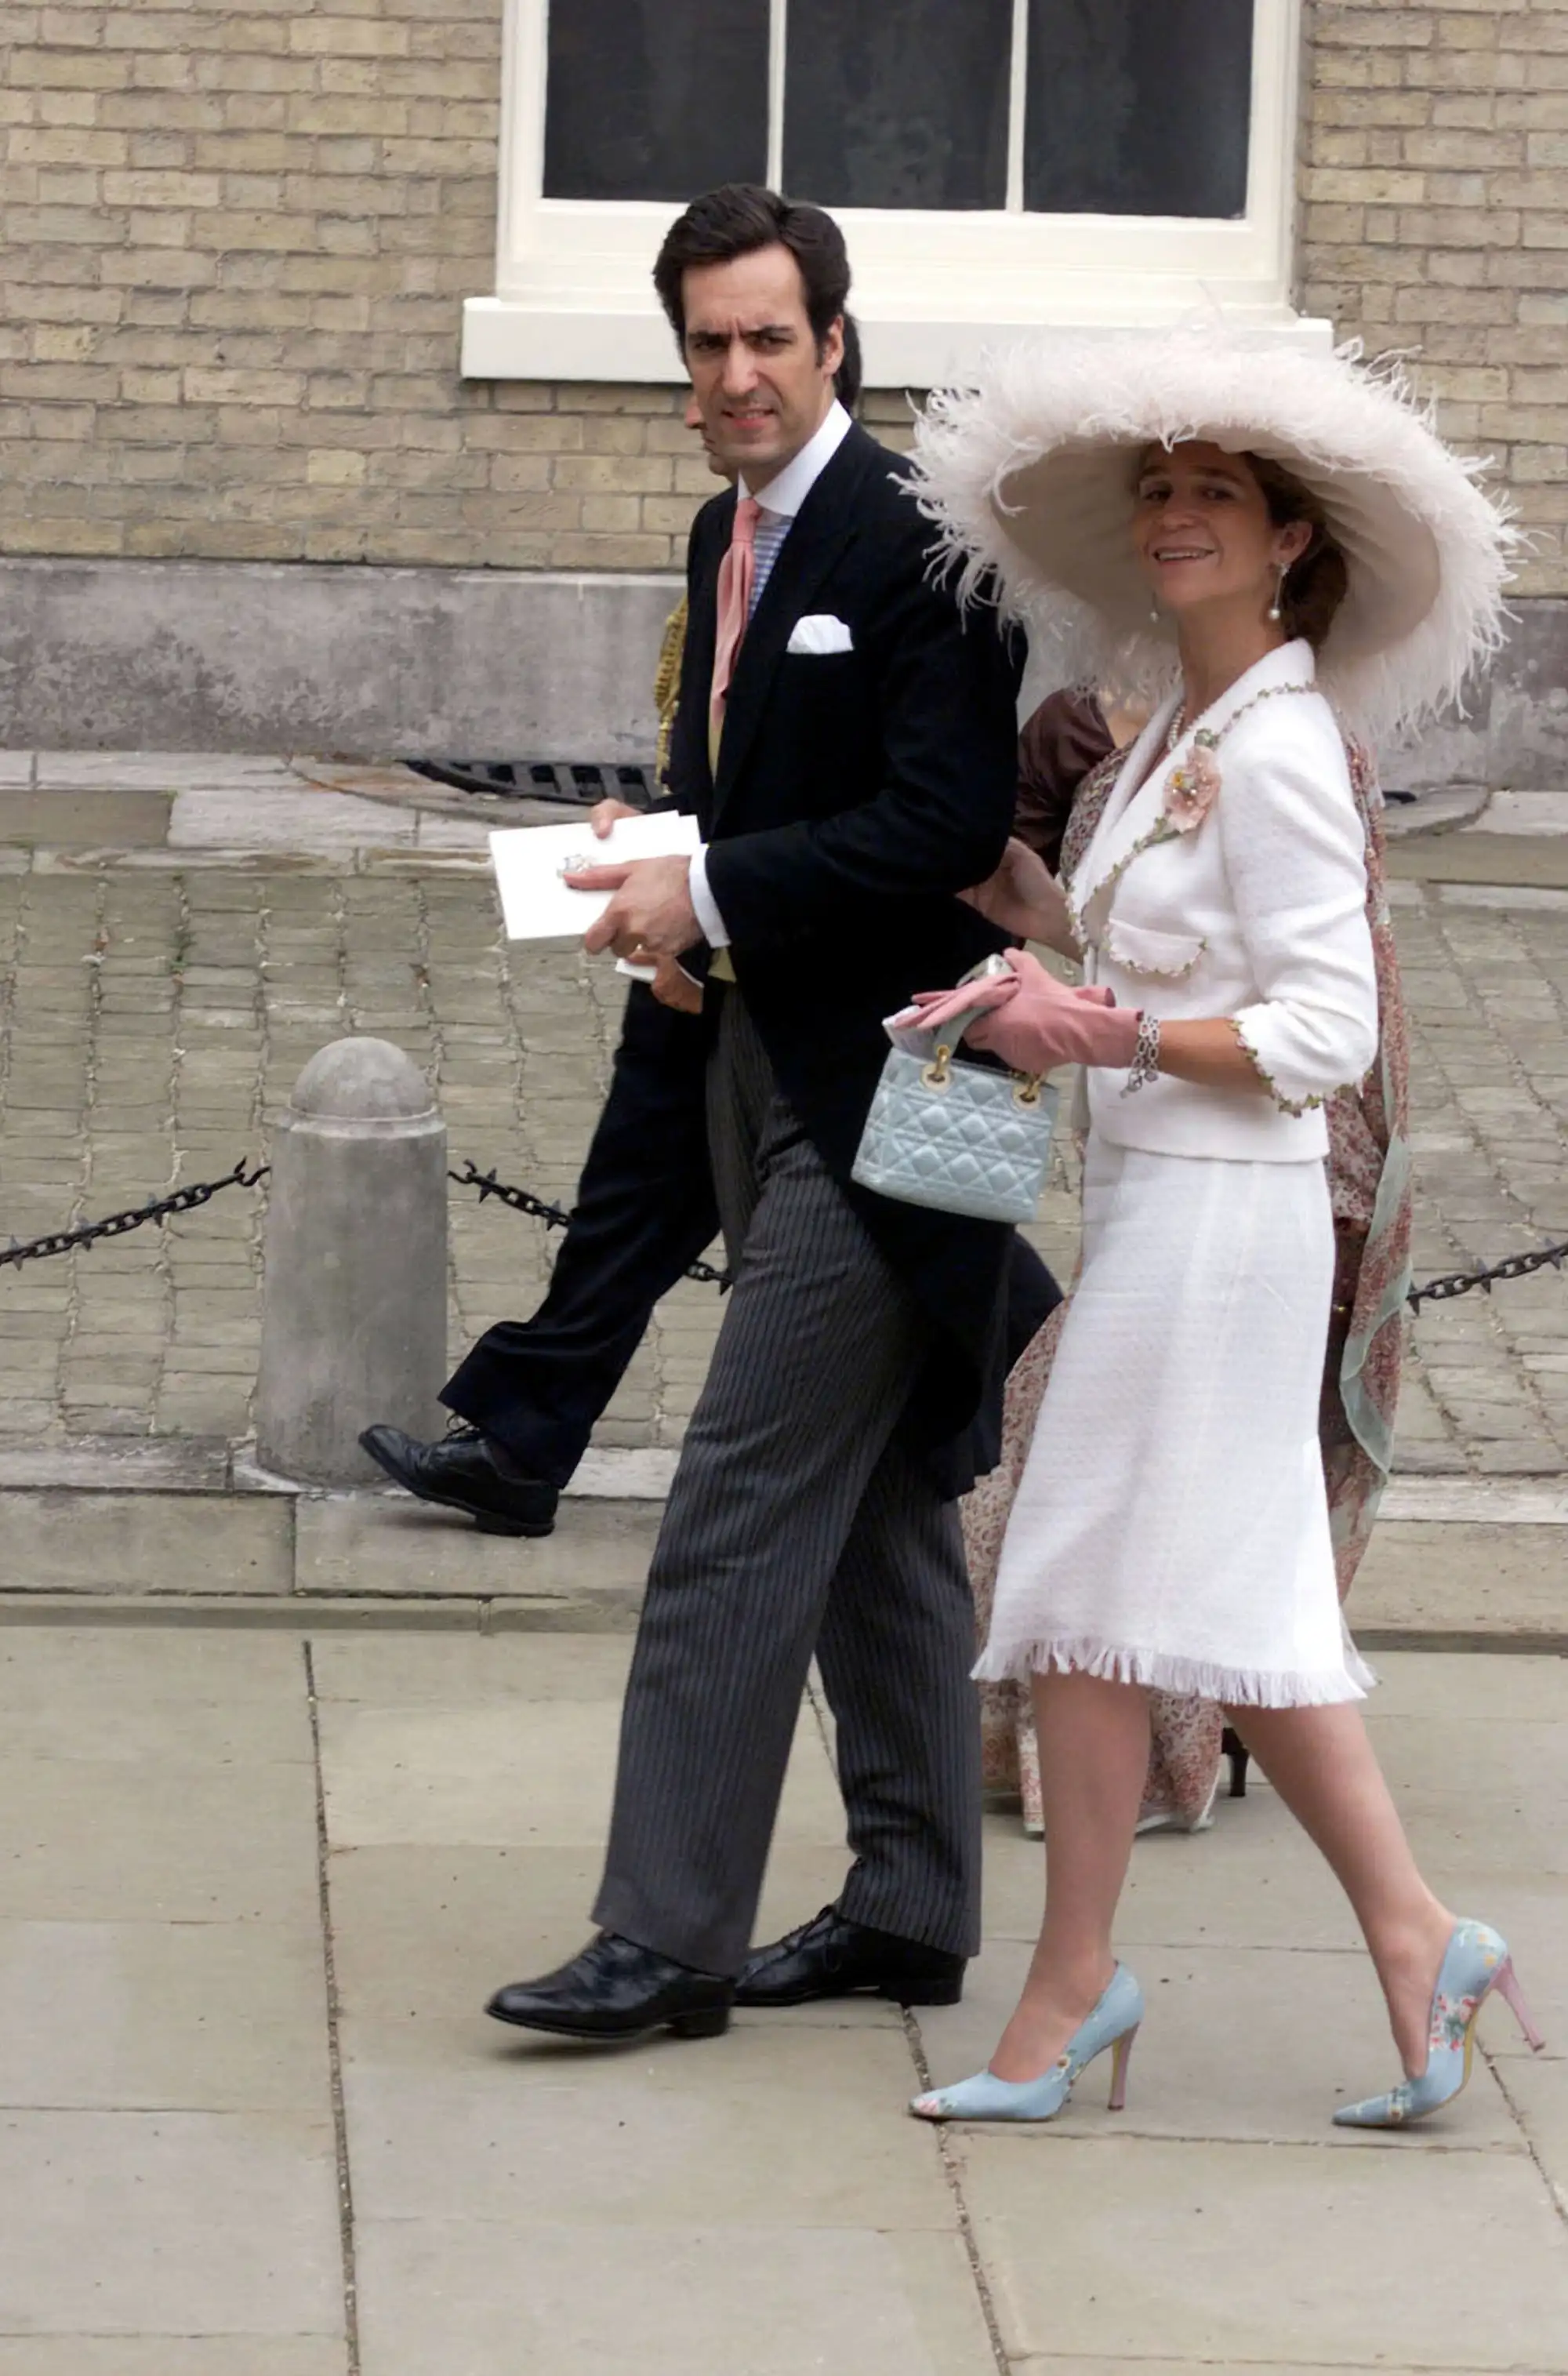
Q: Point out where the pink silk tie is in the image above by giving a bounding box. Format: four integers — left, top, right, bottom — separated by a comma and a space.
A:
709, 495, 761, 753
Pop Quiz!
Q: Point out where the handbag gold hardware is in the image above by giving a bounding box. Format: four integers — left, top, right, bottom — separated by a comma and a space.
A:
922, 1045, 954, 1090
1013, 1076, 1044, 1108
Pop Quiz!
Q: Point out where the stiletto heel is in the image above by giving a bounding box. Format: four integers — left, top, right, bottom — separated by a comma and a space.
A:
1334, 1920, 1544, 2129
1107, 2025, 1137, 2112
910, 1965, 1145, 2124
1494, 1956, 1546, 2053
1221, 1724, 1250, 1799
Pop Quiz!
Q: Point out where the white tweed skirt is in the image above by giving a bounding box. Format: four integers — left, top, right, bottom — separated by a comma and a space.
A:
975, 1135, 1373, 1706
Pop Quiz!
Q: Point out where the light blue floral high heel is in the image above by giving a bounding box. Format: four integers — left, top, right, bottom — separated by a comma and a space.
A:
910, 1964, 1144, 2124
1334, 1918, 1544, 2129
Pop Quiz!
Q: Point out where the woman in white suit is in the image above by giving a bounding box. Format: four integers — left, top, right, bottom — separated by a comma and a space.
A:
903, 332, 1540, 2129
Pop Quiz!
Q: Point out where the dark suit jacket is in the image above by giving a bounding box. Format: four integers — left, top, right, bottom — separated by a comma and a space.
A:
666, 421, 1022, 1488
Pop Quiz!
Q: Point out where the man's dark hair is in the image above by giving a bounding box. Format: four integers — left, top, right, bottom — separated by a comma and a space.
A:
653, 183, 851, 358
835, 311, 863, 413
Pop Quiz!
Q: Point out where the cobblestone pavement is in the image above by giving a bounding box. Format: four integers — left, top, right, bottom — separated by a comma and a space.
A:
1, 833, 1566, 1475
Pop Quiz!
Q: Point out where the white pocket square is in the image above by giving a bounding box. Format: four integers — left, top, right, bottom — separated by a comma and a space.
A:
786, 613, 854, 655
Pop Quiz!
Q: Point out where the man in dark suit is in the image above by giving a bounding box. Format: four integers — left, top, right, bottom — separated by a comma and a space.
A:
488, 184, 1027, 2045
356, 343, 875, 1542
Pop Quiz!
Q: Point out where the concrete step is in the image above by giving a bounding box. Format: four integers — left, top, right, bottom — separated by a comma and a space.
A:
0, 1461, 1563, 1647
0, 1484, 660, 1629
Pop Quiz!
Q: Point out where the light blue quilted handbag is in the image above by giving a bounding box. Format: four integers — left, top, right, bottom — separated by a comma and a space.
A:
851, 969, 1058, 1225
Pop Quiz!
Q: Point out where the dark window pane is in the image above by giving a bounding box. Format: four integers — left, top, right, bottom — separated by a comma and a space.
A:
543, 0, 768, 202
1025, 0, 1254, 218
785, 0, 1013, 210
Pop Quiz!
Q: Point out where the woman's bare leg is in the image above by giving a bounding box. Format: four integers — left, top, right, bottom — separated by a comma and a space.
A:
1225, 1700, 1454, 2076
989, 1669, 1151, 2081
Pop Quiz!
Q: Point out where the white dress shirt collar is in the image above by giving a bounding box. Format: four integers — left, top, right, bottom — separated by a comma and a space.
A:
738, 399, 851, 518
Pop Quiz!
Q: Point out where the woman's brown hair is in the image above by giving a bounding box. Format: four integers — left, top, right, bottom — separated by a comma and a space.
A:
1243, 452, 1350, 652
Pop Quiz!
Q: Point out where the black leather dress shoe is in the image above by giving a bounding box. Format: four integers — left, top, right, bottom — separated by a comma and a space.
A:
485, 1931, 733, 2043
358, 1421, 558, 1538
736, 1906, 965, 2009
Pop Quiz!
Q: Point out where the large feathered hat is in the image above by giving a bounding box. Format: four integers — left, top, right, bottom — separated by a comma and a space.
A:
909, 328, 1518, 747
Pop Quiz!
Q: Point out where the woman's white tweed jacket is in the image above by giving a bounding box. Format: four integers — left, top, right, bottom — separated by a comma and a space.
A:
1073, 641, 1378, 1164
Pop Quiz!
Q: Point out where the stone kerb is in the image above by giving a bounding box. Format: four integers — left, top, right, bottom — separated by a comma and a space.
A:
256, 1036, 448, 1488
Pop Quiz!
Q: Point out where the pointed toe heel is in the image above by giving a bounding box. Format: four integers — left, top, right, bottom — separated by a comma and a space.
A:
911, 1965, 1143, 2125
1333, 1919, 1546, 2131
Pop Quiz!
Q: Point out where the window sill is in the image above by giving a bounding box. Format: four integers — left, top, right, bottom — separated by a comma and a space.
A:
461, 292, 1334, 385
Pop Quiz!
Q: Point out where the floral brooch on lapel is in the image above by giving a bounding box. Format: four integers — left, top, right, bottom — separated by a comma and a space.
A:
1163, 730, 1221, 834
1161, 678, 1315, 837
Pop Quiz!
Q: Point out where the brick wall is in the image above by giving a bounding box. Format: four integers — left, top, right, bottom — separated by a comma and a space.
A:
0, 2, 1560, 590
1301, 1, 1568, 594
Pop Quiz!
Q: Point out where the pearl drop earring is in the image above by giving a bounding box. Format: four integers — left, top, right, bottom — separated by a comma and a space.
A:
1269, 561, 1289, 623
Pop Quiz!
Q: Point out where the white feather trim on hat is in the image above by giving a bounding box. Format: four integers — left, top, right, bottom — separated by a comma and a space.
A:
909, 329, 1519, 749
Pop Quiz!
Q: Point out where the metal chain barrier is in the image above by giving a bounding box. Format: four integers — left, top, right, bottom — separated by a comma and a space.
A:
4, 1155, 1565, 1312
1404, 1237, 1568, 1310
1, 1161, 270, 1272
447, 1159, 731, 1289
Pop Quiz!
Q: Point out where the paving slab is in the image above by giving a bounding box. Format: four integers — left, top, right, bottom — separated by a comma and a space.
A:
293, 1492, 659, 1604
0, 1490, 292, 1596
352, 2219, 995, 2376
309, 1629, 637, 1706
0, 1758, 321, 1924
1391, 832, 1568, 888
0, 1916, 330, 2113
0, 790, 172, 846
1497, 2052, 1568, 2201
318, 1695, 842, 1851
0, 2346, 346, 2374
1009, 2365, 1555, 2375
0, 1626, 307, 1712
1351, 1522, 1568, 1641
1364, 1648, 1568, 1719
31, 754, 303, 794
0, 2108, 343, 2338
958, 2131, 1568, 2367
169, 789, 417, 850
341, 2014, 956, 2232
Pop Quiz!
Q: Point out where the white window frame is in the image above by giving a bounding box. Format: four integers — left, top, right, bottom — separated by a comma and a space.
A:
462, 0, 1327, 384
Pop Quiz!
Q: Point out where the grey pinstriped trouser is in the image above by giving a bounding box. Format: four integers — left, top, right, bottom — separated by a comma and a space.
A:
592, 992, 982, 1977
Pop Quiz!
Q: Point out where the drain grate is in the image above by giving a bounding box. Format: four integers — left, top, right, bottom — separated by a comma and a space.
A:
407, 759, 659, 808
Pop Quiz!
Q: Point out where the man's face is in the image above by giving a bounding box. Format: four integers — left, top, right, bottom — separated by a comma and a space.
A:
681, 243, 843, 491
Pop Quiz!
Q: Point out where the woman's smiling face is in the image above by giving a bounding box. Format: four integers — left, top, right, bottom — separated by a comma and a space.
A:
1133, 440, 1312, 624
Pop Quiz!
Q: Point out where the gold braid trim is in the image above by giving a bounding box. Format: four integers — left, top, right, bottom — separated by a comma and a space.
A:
653, 593, 688, 785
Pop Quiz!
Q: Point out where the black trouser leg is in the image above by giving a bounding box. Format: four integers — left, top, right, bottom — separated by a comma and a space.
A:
441, 984, 719, 1488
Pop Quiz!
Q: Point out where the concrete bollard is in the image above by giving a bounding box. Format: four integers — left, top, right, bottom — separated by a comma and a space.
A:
256, 1037, 448, 1486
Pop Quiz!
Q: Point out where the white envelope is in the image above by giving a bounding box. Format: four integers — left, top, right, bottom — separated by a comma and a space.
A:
488, 812, 700, 942
786, 612, 855, 655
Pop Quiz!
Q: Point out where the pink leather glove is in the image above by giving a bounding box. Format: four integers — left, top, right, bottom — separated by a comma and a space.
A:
910, 950, 1141, 1073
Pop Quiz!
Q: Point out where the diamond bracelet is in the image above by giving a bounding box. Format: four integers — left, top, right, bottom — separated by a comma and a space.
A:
1122, 1011, 1161, 1096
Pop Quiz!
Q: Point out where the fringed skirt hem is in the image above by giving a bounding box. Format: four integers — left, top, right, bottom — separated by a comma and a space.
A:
972, 1633, 1374, 1708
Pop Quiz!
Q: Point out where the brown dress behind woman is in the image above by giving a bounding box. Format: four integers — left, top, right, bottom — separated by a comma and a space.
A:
969, 722, 1414, 1833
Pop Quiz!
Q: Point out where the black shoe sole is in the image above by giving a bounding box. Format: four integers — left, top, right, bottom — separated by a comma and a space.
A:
359, 1434, 555, 1539
485, 2000, 731, 2042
